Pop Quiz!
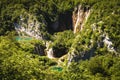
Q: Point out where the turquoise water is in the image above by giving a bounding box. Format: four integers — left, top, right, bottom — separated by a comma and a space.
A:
15, 36, 32, 41
51, 66, 63, 72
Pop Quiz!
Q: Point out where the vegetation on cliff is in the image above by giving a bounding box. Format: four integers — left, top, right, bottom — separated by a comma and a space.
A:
0, 0, 120, 79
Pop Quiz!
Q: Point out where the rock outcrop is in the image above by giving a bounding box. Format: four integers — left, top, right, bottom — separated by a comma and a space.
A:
103, 34, 116, 53
14, 13, 46, 40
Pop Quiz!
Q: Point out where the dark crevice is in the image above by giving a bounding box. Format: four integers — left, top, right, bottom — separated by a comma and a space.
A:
47, 11, 73, 34
53, 47, 68, 58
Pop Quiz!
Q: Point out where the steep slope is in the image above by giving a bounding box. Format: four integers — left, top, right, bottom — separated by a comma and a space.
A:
14, 12, 47, 39
67, 1, 120, 63
0, 0, 120, 80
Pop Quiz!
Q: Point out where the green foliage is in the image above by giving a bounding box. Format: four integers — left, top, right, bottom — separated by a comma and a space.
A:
0, 0, 120, 79
50, 30, 75, 57
0, 35, 57, 80
0, 0, 81, 35
85, 0, 120, 52
61, 54, 120, 80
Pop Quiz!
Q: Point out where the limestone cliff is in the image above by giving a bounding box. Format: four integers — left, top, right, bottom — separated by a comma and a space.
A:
14, 12, 47, 40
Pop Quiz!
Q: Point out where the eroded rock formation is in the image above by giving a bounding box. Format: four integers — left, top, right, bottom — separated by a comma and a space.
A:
14, 13, 46, 39
103, 35, 116, 52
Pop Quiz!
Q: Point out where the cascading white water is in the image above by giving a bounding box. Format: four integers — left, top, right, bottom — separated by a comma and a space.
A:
45, 41, 54, 59
47, 48, 54, 59
73, 5, 91, 33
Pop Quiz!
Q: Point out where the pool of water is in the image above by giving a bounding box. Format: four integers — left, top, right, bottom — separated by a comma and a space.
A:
15, 36, 32, 41
51, 66, 63, 72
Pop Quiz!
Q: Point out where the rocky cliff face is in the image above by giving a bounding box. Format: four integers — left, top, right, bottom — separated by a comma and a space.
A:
14, 12, 46, 40
73, 5, 90, 33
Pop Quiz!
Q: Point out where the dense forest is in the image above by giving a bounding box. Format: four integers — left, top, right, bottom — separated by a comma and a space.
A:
0, 0, 120, 80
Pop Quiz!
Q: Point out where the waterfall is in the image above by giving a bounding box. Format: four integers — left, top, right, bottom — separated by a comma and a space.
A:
73, 5, 91, 33
47, 48, 54, 59
45, 41, 54, 59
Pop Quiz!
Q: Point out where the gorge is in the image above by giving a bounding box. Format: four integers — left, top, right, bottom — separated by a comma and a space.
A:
0, 0, 120, 79
14, 4, 118, 65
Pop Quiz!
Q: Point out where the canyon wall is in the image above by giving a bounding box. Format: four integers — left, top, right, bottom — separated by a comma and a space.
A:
14, 13, 47, 40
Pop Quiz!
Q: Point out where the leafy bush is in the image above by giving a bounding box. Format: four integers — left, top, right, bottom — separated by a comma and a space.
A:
0, 35, 57, 80
61, 54, 120, 80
